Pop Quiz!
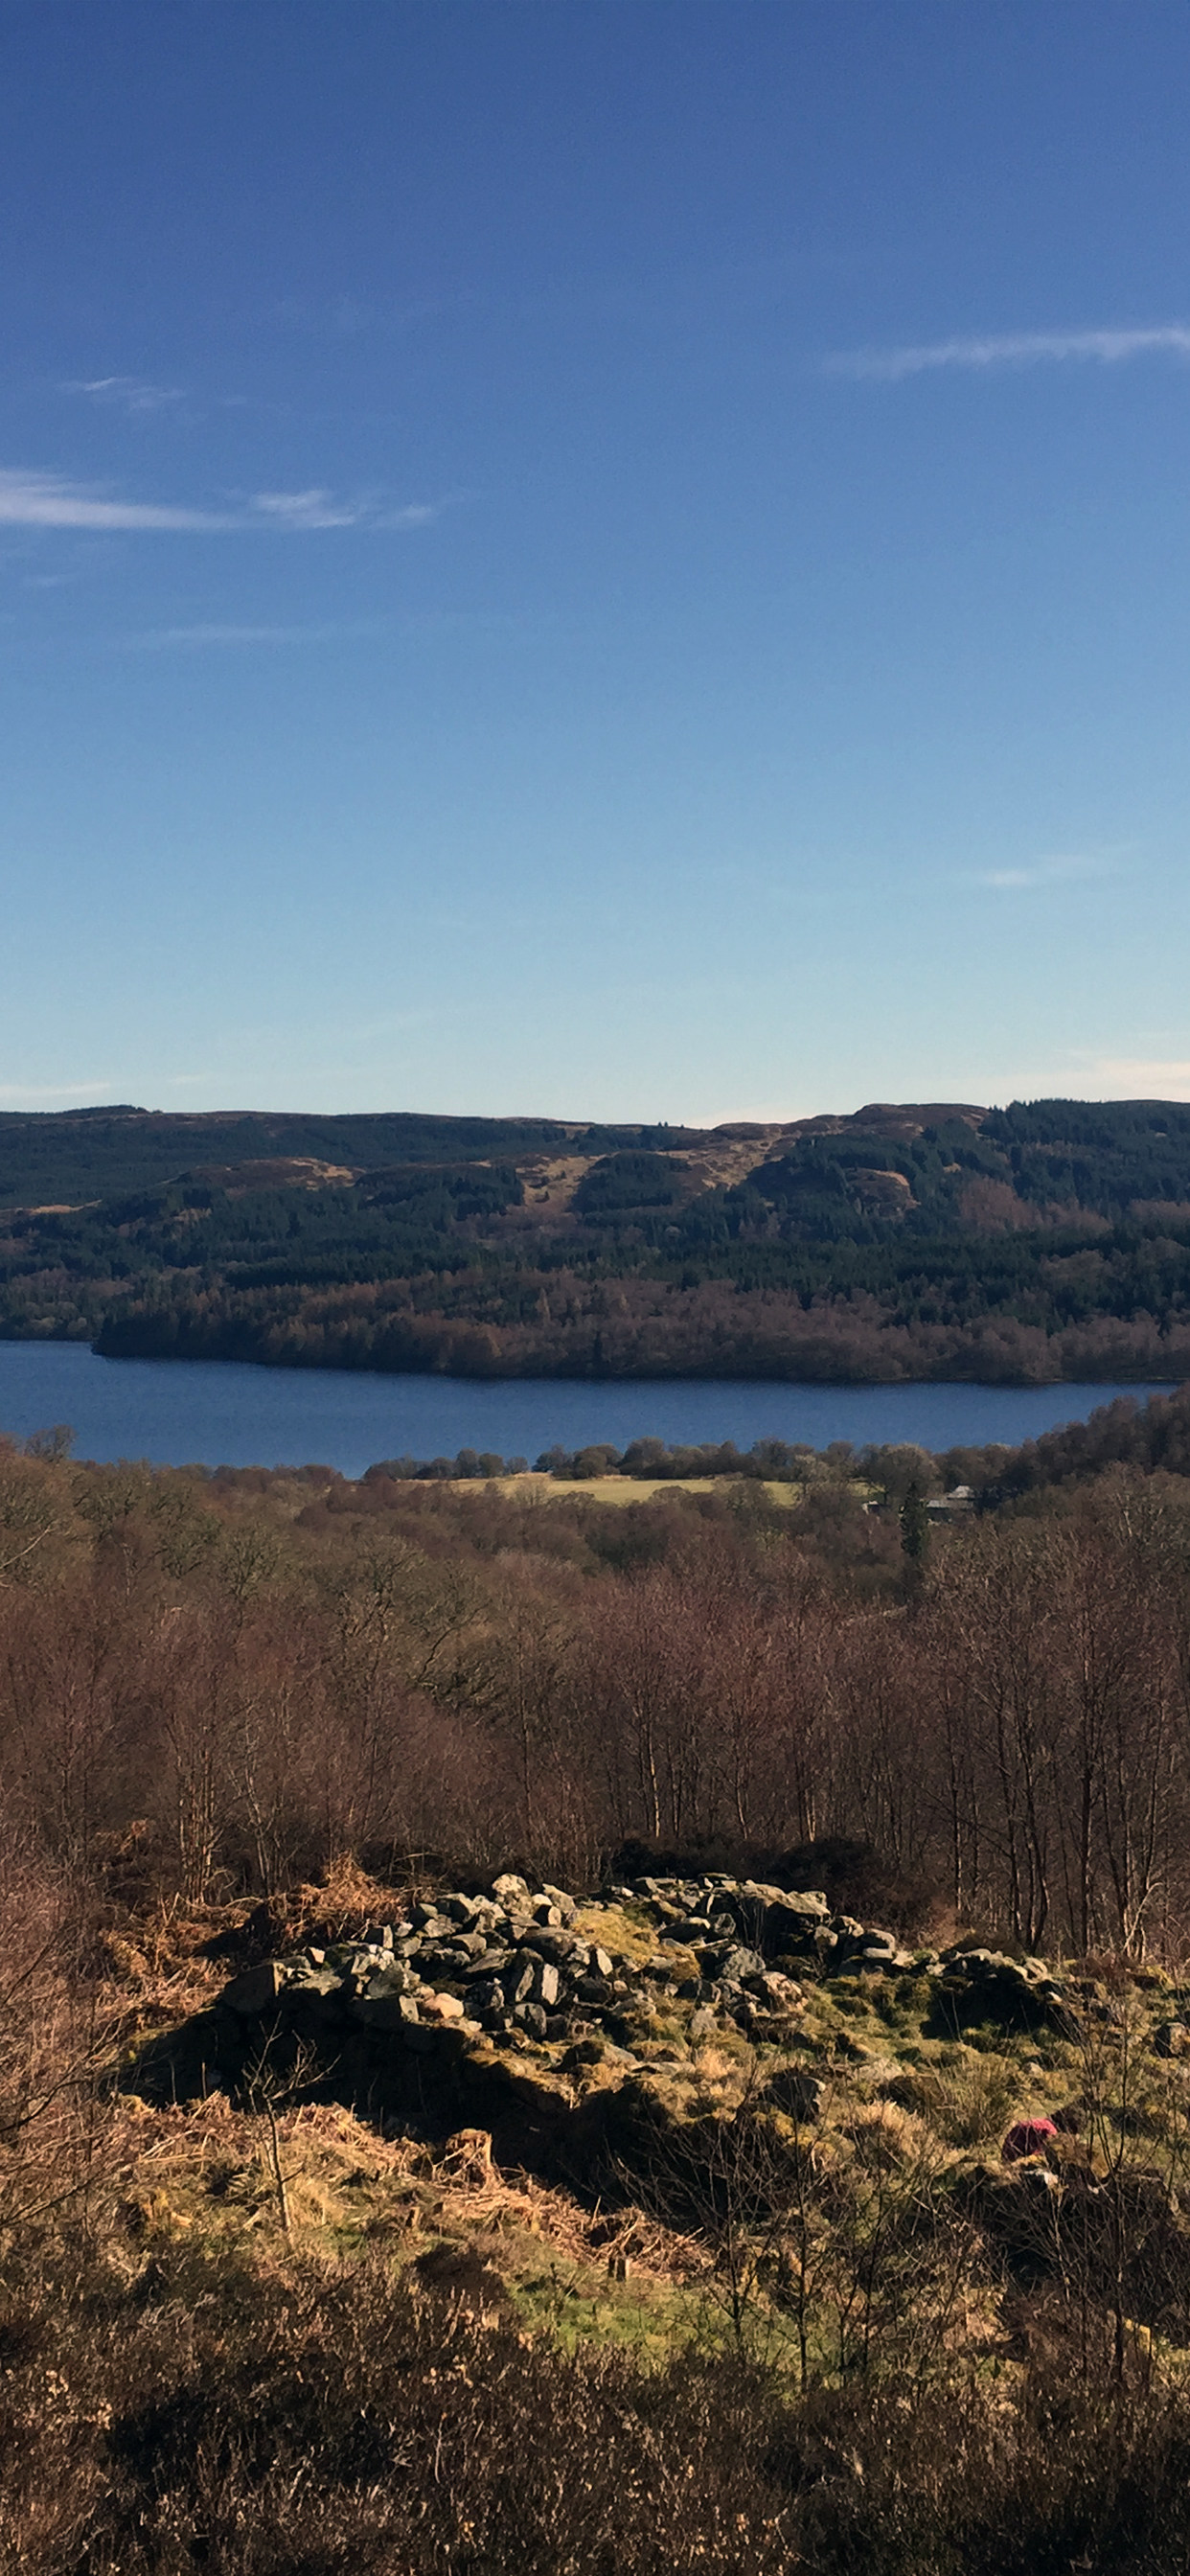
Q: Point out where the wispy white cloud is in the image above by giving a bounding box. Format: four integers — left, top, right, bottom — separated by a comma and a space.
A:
128, 618, 385, 648
275, 290, 449, 338
970, 852, 1112, 892
65, 376, 186, 414
250, 487, 437, 531
0, 469, 440, 534
125, 608, 522, 655
827, 324, 1190, 382
0, 470, 239, 531
0, 1079, 112, 1102
63, 378, 314, 425
251, 487, 359, 530
1087, 1058, 1190, 1099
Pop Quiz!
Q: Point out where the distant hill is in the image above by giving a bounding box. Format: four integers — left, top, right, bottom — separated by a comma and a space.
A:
0, 1104, 701, 1209
4, 1097, 1190, 1384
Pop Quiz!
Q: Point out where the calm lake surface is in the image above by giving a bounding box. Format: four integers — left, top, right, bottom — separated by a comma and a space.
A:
0, 1342, 1175, 1475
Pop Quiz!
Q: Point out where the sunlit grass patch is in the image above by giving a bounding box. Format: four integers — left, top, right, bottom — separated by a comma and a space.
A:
571, 1898, 660, 1962
888, 2052, 1024, 2151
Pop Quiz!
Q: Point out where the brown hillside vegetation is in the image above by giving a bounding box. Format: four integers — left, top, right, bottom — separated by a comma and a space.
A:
9, 1423, 1190, 2567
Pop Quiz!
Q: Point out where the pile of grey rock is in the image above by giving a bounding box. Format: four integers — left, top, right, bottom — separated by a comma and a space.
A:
933, 1944, 1075, 2035
627, 1874, 917, 1977
217, 1870, 813, 2060
215, 1870, 1077, 2062
221, 1874, 606, 2055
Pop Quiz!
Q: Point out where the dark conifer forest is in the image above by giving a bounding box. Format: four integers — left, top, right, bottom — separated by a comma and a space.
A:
6, 1093, 1190, 1381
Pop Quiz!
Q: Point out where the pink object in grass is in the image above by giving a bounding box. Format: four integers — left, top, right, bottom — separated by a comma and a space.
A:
1002, 2117, 1059, 2164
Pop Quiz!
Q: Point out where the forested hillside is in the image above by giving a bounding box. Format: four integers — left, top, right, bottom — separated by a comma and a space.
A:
5, 1095, 1190, 1381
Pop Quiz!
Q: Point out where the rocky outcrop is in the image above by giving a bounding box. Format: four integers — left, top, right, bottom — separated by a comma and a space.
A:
205, 1872, 1083, 2123
930, 1945, 1078, 2036
106, 1867, 1169, 2238
215, 1872, 809, 2069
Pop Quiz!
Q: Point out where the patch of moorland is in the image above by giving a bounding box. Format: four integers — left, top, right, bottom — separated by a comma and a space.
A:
7, 1444, 1190, 2563
10, 1861, 1190, 2571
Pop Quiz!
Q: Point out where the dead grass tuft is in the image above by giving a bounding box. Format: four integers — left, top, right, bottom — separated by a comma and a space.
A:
892, 2052, 1023, 2150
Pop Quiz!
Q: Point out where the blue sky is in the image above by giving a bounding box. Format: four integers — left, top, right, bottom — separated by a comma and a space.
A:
3, 0, 1190, 1124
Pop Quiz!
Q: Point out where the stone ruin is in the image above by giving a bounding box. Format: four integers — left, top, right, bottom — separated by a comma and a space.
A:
180, 1870, 1078, 2143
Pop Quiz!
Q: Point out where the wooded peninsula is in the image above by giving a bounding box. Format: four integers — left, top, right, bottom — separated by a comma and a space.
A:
5, 1093, 1190, 1381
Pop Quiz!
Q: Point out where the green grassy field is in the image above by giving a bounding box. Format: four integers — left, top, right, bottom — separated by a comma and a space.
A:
481, 1473, 807, 1507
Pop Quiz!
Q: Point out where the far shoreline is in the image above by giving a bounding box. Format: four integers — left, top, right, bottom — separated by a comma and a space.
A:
0, 1331, 1179, 1395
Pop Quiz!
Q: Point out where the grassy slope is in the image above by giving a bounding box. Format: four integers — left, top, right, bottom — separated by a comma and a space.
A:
100, 1885, 1190, 2380
11, 1879, 1190, 2573
459, 1473, 807, 1506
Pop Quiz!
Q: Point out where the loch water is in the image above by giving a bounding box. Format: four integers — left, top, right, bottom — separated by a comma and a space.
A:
0, 1341, 1175, 1476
